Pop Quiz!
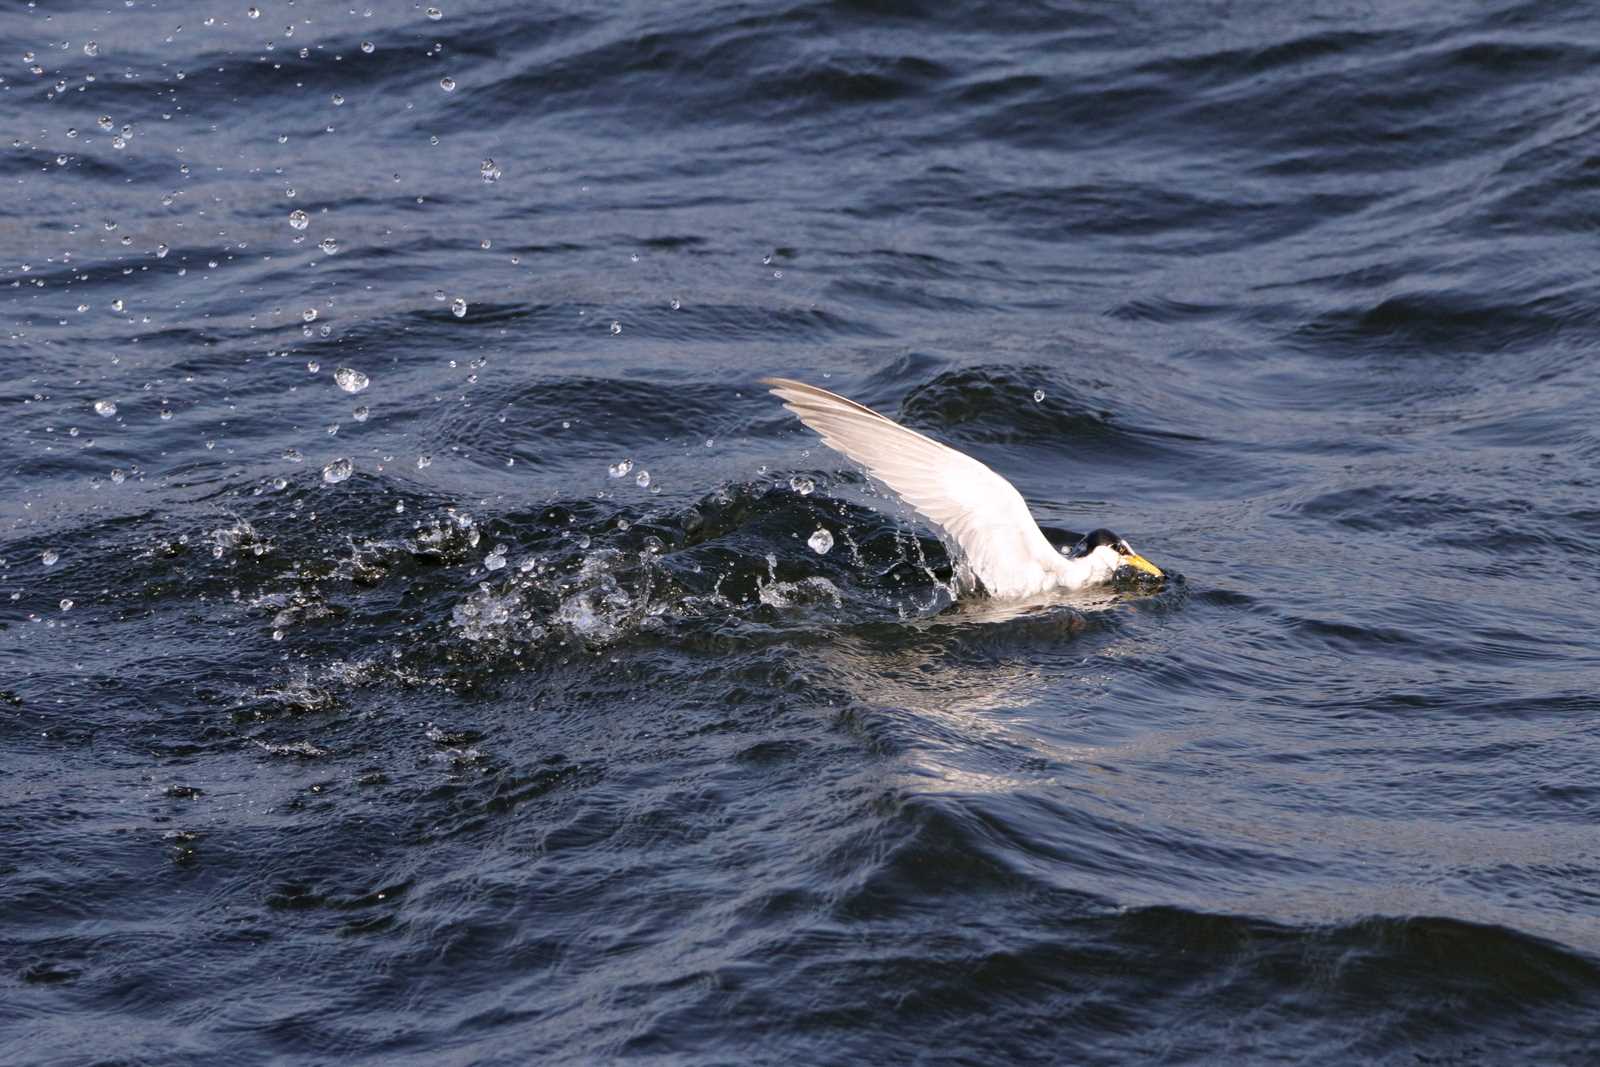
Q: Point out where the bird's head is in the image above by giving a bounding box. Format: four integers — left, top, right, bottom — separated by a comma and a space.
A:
1069, 528, 1164, 583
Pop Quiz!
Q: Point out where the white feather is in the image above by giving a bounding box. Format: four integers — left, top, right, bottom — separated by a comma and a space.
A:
763, 377, 1098, 598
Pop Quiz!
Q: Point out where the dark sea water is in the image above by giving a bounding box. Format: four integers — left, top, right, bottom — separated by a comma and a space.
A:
4, 1, 1600, 1063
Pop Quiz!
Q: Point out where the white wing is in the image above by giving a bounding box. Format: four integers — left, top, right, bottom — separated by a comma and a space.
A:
763, 377, 1069, 598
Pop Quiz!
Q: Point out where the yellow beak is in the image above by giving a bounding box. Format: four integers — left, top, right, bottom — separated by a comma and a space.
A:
1122, 553, 1164, 579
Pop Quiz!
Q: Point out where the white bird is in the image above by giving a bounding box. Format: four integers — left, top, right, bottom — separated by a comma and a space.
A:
763, 377, 1164, 599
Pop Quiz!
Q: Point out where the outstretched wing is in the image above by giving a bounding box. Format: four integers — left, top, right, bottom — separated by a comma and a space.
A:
762, 377, 1066, 598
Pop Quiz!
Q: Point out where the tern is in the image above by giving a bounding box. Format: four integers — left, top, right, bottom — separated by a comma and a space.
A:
763, 377, 1164, 599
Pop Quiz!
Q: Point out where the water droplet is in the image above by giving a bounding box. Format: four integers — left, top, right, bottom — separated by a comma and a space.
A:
394, 500, 405, 514
98, 115, 114, 131
83, 41, 99, 57
1033, 389, 1045, 403
478, 158, 500, 182
439, 75, 456, 92
607, 458, 633, 479
318, 237, 339, 255
288, 209, 309, 230
271, 477, 288, 490
417, 455, 432, 469
450, 297, 467, 318
333, 367, 369, 393
247, 6, 260, 19
670, 298, 681, 310
789, 475, 815, 496
272, 629, 285, 641
635, 469, 651, 488
361, 40, 375, 54
331, 92, 345, 106
110, 468, 126, 484
610, 321, 622, 335
427, 6, 443, 19
302, 308, 318, 323
306, 361, 320, 374
93, 399, 117, 417
283, 448, 304, 462
808, 528, 834, 555
156, 243, 169, 258
483, 551, 506, 572
352, 405, 370, 422
479, 238, 491, 250
159, 408, 173, 421
42, 549, 59, 567
111, 298, 124, 312
322, 458, 353, 484
59, 598, 75, 611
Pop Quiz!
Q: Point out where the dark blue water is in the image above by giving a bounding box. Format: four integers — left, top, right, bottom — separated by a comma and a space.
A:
4, 1, 1600, 1062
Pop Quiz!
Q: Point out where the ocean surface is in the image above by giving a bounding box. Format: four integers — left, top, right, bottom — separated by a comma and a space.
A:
3, 1, 1599, 1063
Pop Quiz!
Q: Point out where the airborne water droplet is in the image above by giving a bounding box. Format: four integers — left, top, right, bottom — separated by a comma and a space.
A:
93, 399, 117, 417
288, 209, 308, 230
361, 41, 375, 54
607, 458, 633, 479
635, 469, 650, 488
427, 6, 443, 19
322, 458, 353, 484
41, 549, 59, 567
789, 475, 815, 496
302, 308, 318, 323
451, 297, 467, 318
334, 367, 369, 393
808, 528, 834, 555
1033, 389, 1045, 403
319, 237, 339, 254
439, 76, 456, 92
